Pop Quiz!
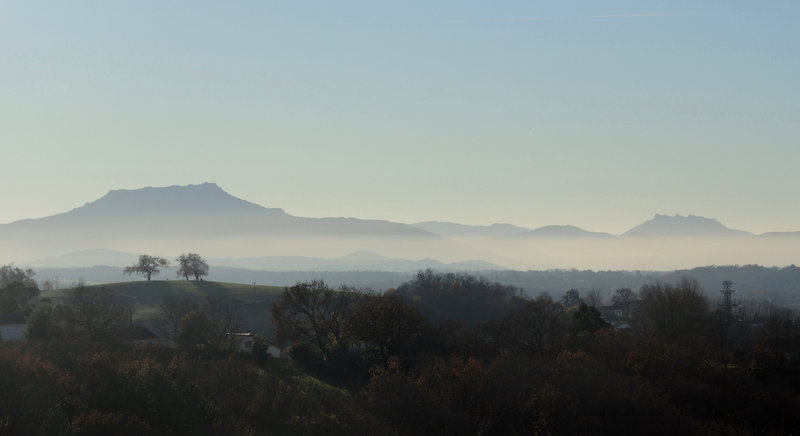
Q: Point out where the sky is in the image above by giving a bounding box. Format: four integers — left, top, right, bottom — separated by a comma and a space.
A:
2, 1, 799, 235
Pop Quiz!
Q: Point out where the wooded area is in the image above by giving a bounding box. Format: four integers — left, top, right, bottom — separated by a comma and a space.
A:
1, 267, 799, 434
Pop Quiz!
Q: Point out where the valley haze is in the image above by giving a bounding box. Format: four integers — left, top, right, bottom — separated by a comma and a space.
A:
1, 183, 797, 271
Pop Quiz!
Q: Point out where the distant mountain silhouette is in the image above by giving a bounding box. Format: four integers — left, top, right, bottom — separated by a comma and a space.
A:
506, 225, 613, 239
29, 249, 139, 268
212, 250, 504, 272
29, 248, 504, 273
3, 184, 799, 271
757, 231, 800, 238
0, 184, 441, 263
411, 221, 530, 238
65, 183, 282, 218
1, 183, 435, 239
622, 214, 752, 237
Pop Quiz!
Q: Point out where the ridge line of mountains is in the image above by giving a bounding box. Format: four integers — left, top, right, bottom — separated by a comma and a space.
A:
5, 183, 796, 238
1, 183, 797, 271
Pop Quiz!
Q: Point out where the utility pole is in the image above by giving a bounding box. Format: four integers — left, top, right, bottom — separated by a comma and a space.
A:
720, 280, 736, 345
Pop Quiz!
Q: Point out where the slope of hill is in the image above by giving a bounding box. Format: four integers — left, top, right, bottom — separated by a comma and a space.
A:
2, 183, 435, 239
757, 231, 800, 238
64, 183, 282, 218
213, 250, 505, 272
29, 249, 140, 268
0, 183, 444, 263
3, 183, 798, 270
505, 225, 613, 239
41, 279, 286, 337
28, 248, 505, 273
622, 214, 752, 237
411, 221, 530, 238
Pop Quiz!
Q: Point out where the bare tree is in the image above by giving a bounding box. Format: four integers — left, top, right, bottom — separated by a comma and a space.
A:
632, 278, 709, 346
611, 288, 638, 305
155, 296, 199, 342
585, 289, 604, 307
561, 289, 583, 308
176, 253, 209, 281
124, 255, 169, 281
271, 280, 359, 356
504, 295, 568, 357
346, 294, 424, 362
203, 296, 243, 350
63, 286, 125, 339
174, 297, 243, 351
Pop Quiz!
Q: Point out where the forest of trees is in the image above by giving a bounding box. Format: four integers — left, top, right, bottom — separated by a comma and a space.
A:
1, 266, 799, 434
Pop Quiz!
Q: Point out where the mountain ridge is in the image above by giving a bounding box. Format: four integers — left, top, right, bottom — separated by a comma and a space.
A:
1, 183, 436, 238
28, 248, 505, 273
622, 214, 752, 238
2, 184, 798, 270
3, 185, 793, 238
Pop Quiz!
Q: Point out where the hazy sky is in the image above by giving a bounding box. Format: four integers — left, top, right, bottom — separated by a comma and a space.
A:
2, 1, 798, 235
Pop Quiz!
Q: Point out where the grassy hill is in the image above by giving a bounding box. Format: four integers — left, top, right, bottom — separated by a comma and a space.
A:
42, 279, 286, 337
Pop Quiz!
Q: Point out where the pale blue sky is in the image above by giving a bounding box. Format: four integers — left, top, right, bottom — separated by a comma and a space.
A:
2, 1, 798, 234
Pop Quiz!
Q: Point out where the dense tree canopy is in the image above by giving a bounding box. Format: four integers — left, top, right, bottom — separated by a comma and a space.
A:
176, 253, 209, 281
0, 281, 39, 315
1, 271, 799, 434
394, 269, 524, 325
561, 288, 582, 308
503, 295, 569, 357
346, 295, 424, 363
570, 302, 611, 335
632, 277, 710, 347
123, 255, 169, 281
611, 287, 638, 305
0, 264, 37, 289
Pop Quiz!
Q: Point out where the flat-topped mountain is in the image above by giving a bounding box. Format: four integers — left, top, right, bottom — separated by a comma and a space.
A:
2, 185, 798, 270
0, 184, 442, 263
65, 183, 283, 218
2, 183, 434, 239
622, 214, 752, 238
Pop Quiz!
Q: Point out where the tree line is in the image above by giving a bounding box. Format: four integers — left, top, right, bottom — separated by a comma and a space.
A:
268, 271, 800, 434
1, 265, 800, 434
123, 253, 209, 281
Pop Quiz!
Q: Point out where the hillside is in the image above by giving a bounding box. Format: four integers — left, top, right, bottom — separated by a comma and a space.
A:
42, 280, 286, 337
411, 221, 531, 238
3, 184, 799, 270
622, 214, 752, 237
506, 225, 613, 239
0, 183, 443, 263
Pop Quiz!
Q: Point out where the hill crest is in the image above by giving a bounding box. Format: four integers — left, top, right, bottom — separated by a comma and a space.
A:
622, 214, 752, 237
